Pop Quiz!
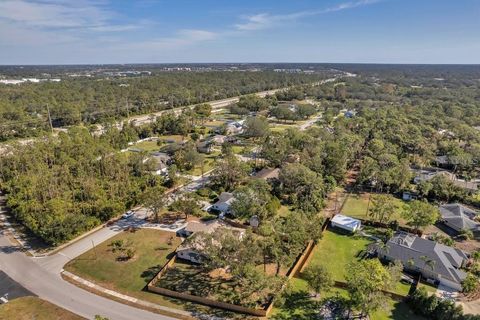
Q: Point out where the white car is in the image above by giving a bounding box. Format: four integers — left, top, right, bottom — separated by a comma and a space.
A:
122, 210, 135, 219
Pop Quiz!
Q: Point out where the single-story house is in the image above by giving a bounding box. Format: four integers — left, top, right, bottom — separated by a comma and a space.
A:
208, 134, 227, 145
144, 152, 171, 175
176, 222, 245, 264
197, 140, 213, 154
177, 219, 228, 237
330, 214, 361, 233
377, 232, 468, 291
224, 120, 245, 135
412, 169, 456, 184
253, 167, 280, 181
210, 192, 235, 214
439, 203, 480, 234
412, 168, 478, 193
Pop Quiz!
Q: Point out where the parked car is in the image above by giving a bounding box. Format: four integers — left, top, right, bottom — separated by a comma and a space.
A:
122, 210, 135, 219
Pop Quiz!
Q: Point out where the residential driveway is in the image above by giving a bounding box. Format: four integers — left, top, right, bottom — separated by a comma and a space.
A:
435, 284, 459, 301
0, 271, 34, 301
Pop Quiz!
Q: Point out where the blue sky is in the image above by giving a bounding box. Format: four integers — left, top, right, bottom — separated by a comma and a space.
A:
0, 0, 479, 64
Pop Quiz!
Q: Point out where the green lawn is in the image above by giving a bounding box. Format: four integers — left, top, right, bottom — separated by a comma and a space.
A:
272, 278, 425, 320
341, 193, 406, 224
306, 230, 411, 296
0, 297, 85, 320
64, 229, 186, 310
133, 139, 161, 152
307, 230, 372, 281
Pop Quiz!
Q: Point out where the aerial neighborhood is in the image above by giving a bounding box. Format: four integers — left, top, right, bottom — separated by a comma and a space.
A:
1, 63, 480, 320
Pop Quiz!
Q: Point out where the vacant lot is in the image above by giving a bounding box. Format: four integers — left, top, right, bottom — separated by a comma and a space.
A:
341, 193, 406, 224
156, 259, 283, 311
65, 229, 185, 309
0, 297, 84, 320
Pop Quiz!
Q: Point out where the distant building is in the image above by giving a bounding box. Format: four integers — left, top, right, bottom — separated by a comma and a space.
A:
252, 168, 280, 181
145, 152, 171, 175
439, 203, 480, 234
377, 232, 468, 291
211, 192, 235, 214
330, 214, 361, 233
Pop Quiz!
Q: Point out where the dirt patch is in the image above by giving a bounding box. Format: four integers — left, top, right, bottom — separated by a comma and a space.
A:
455, 239, 480, 253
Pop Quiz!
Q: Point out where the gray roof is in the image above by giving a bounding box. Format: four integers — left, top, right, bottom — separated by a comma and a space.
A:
378, 232, 468, 284
440, 203, 480, 232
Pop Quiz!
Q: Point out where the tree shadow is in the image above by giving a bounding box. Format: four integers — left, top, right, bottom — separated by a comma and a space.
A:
140, 264, 163, 284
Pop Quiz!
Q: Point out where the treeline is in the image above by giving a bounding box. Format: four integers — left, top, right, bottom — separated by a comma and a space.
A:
0, 71, 326, 141
0, 128, 161, 245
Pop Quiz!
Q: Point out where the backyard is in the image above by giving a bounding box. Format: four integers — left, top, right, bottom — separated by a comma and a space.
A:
272, 278, 425, 320
341, 193, 407, 225
155, 260, 282, 311
272, 229, 420, 319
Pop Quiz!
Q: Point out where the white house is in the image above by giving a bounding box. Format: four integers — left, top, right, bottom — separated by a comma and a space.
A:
210, 192, 235, 214
331, 214, 361, 233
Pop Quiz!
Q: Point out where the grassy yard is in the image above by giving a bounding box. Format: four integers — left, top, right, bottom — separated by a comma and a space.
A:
307, 230, 372, 281
272, 278, 425, 320
185, 150, 220, 176
64, 229, 187, 310
301, 229, 411, 296
0, 297, 84, 320
341, 193, 406, 224
133, 139, 161, 152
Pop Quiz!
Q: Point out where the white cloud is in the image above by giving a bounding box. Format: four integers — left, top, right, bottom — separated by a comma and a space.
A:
235, 0, 382, 31
0, 0, 142, 32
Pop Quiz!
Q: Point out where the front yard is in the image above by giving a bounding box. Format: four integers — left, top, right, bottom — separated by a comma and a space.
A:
64, 229, 185, 310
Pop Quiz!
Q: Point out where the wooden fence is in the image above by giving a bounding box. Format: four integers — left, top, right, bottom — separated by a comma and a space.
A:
147, 239, 318, 317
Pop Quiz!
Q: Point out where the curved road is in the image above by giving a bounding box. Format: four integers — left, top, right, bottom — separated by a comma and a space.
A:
0, 233, 176, 320
0, 173, 215, 320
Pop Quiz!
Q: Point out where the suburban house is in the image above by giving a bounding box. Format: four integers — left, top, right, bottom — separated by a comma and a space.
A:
412, 168, 478, 193
412, 169, 456, 184
330, 214, 362, 233
210, 192, 235, 214
224, 120, 245, 135
144, 152, 171, 175
377, 232, 469, 290
439, 203, 480, 234
197, 140, 213, 154
252, 167, 280, 181
176, 222, 245, 264
208, 134, 227, 145
177, 219, 229, 238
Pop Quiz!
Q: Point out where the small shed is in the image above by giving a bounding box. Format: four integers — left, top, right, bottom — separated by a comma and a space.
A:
331, 214, 361, 233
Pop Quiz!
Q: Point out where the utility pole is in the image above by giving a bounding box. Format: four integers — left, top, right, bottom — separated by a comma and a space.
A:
46, 104, 53, 134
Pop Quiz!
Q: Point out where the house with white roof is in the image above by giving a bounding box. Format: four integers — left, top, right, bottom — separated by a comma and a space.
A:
330, 214, 361, 233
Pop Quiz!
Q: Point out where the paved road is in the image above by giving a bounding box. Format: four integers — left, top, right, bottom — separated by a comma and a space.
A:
0, 235, 176, 320
0, 271, 34, 301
